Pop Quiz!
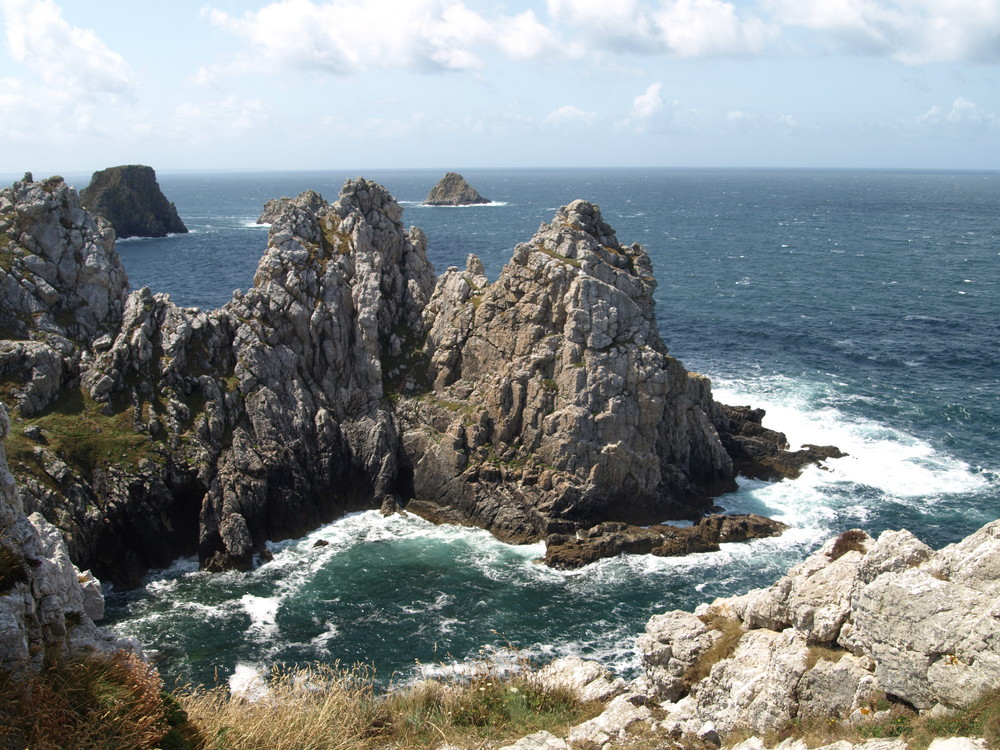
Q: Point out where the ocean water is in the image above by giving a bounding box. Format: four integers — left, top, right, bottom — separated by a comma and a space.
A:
91, 168, 1000, 689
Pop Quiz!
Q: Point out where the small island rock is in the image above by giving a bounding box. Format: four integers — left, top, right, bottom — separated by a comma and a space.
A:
80, 165, 188, 239
424, 172, 490, 206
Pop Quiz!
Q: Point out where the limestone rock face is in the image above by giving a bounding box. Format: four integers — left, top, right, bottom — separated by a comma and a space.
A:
80, 165, 188, 239
424, 172, 490, 206
0, 401, 117, 673
257, 190, 325, 224
407, 200, 737, 542
635, 522, 1000, 740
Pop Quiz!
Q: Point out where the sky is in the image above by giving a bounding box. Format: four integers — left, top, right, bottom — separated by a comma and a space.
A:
1, 0, 999, 174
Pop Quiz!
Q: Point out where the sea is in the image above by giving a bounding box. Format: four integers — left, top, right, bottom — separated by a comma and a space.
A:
45, 168, 1000, 690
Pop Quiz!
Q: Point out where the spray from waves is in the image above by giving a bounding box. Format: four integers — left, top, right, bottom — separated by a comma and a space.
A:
711, 373, 996, 538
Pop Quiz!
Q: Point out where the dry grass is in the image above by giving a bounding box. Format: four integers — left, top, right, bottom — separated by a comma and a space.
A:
0, 650, 174, 750
682, 613, 745, 689
176, 658, 599, 750
828, 529, 868, 561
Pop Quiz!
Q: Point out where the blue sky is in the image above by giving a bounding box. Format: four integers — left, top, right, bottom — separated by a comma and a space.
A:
1, 0, 999, 174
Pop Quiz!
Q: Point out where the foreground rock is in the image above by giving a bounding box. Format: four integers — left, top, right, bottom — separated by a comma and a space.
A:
424, 172, 490, 205
80, 165, 187, 239
0, 174, 835, 583
544, 514, 788, 569
0, 401, 118, 673
473, 522, 997, 750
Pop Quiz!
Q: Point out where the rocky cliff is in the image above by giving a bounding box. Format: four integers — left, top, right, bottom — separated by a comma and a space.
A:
424, 172, 490, 205
0, 400, 116, 674
80, 165, 188, 239
0, 174, 835, 585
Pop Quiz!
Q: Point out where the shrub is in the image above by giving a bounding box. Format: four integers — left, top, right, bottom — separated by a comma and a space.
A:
0, 544, 28, 593
828, 529, 868, 561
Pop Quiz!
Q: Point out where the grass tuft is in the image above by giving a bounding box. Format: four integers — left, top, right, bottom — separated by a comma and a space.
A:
0, 650, 173, 750
828, 529, 868, 561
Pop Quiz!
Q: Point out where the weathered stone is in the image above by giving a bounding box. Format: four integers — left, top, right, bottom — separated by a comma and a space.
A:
424, 172, 490, 206
535, 655, 626, 703
80, 165, 187, 239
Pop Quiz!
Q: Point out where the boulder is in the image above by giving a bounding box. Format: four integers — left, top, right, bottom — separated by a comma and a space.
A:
80, 165, 187, 239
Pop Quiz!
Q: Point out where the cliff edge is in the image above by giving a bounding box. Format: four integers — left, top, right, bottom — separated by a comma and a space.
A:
80, 165, 188, 239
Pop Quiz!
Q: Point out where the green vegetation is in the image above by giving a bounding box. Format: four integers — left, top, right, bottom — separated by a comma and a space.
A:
3, 386, 153, 484
535, 243, 582, 269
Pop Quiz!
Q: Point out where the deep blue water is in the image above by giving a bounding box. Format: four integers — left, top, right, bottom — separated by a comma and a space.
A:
87, 169, 1000, 689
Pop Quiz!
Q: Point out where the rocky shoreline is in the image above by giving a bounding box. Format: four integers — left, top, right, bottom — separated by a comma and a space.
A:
0, 174, 838, 586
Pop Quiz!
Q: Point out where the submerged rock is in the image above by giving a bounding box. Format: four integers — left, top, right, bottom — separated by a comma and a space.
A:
80, 165, 187, 239
544, 514, 789, 569
424, 172, 490, 205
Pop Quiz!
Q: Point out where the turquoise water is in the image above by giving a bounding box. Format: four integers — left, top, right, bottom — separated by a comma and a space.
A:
98, 169, 1000, 688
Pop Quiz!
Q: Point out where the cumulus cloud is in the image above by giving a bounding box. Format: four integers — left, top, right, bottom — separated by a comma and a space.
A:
916, 97, 999, 131
617, 82, 677, 133
762, 0, 1000, 64
0, 0, 136, 93
203, 0, 562, 76
543, 104, 597, 128
548, 0, 776, 56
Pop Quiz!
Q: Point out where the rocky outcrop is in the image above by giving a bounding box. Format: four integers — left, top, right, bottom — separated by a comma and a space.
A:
256, 190, 325, 224
0, 401, 117, 674
627, 522, 1000, 741
80, 165, 187, 239
0, 174, 833, 584
424, 172, 490, 206
403, 200, 738, 542
544, 514, 788, 569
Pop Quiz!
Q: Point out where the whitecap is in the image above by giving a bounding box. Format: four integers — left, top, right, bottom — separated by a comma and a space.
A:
241, 594, 281, 640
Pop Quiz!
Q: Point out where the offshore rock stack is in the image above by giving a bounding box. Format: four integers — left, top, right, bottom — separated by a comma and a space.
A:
1, 174, 837, 588
80, 165, 188, 239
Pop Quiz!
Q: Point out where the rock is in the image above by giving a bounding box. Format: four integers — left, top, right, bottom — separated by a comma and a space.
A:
567, 693, 653, 749
80, 165, 187, 239
926, 739, 988, 750
633, 520, 1000, 745
498, 731, 569, 750
257, 190, 325, 224
535, 656, 626, 702
636, 610, 719, 701
545, 514, 788, 569
424, 172, 490, 206
715, 404, 846, 480
1, 174, 837, 583
0, 401, 120, 674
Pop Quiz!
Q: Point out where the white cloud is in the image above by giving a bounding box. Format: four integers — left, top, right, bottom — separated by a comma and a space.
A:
543, 104, 597, 127
631, 82, 665, 120
916, 97, 999, 131
548, 0, 776, 56
203, 0, 563, 77
762, 0, 1000, 64
0, 0, 136, 93
617, 82, 676, 133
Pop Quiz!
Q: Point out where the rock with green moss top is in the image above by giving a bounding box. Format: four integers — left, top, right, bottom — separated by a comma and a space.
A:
80, 165, 187, 239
